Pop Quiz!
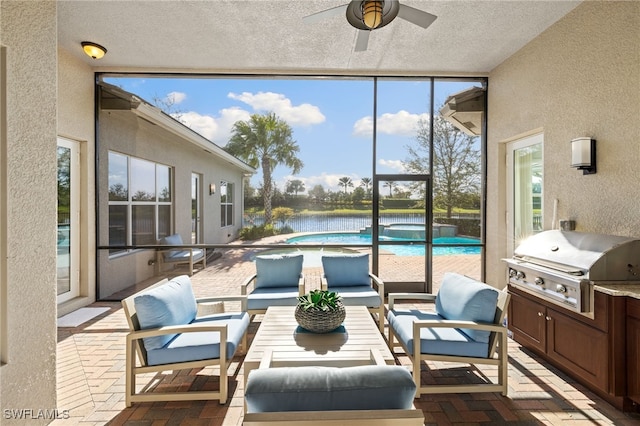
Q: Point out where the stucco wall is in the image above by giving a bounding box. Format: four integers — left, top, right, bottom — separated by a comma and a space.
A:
486, 2, 640, 286
97, 108, 246, 298
0, 1, 58, 422
57, 47, 97, 315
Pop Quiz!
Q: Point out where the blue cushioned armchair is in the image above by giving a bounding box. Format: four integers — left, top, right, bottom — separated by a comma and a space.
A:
121, 275, 249, 406
241, 254, 305, 315
157, 233, 206, 276
321, 253, 385, 332
387, 272, 510, 397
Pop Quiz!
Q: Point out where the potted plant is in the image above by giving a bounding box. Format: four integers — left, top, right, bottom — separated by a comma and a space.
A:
295, 289, 346, 333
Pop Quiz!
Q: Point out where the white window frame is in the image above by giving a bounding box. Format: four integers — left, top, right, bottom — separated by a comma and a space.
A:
220, 181, 234, 227
108, 151, 173, 256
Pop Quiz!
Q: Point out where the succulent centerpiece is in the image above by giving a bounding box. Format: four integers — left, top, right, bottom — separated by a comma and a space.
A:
295, 289, 346, 333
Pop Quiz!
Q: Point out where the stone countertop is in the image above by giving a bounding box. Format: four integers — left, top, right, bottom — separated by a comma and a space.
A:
595, 283, 640, 299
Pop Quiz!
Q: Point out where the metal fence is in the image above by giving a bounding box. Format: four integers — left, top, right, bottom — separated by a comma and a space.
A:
243, 212, 481, 233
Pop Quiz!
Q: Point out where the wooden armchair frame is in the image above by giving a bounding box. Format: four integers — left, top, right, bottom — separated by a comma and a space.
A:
387, 290, 511, 397
121, 279, 248, 407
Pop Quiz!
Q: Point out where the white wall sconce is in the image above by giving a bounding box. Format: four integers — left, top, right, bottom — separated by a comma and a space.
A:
81, 41, 107, 59
209, 183, 216, 195
571, 137, 596, 175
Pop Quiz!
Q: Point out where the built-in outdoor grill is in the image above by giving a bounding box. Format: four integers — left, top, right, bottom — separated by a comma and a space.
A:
504, 230, 640, 316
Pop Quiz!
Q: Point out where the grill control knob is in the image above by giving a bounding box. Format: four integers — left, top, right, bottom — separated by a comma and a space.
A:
509, 268, 517, 278
534, 277, 544, 286
516, 271, 526, 280
556, 284, 567, 294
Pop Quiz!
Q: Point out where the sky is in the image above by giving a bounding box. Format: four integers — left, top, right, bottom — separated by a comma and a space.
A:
104, 76, 480, 194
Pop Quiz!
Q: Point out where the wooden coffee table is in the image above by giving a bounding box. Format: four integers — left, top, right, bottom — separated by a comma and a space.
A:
243, 305, 395, 384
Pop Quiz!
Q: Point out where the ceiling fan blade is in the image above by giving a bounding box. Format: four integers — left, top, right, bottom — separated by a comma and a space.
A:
397, 4, 437, 29
302, 4, 349, 24
354, 30, 370, 52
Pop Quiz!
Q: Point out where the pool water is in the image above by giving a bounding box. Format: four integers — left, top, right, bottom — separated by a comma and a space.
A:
285, 233, 481, 256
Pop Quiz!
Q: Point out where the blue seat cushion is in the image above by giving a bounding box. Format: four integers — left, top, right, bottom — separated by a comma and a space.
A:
255, 254, 303, 289
328, 285, 381, 308
164, 248, 205, 263
247, 287, 301, 310
146, 312, 250, 366
435, 273, 499, 343
245, 364, 416, 413
322, 254, 370, 287
388, 309, 490, 358
134, 276, 198, 350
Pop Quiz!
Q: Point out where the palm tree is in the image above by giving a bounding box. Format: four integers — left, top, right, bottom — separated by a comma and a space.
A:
383, 180, 396, 198
338, 177, 354, 194
226, 112, 303, 224
360, 177, 372, 199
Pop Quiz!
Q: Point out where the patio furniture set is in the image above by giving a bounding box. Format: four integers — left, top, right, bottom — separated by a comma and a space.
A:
121, 252, 510, 425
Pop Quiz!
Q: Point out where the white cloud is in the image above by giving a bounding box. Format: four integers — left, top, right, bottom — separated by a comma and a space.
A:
179, 107, 251, 144
166, 91, 187, 104
228, 91, 325, 126
378, 159, 406, 173
352, 110, 430, 137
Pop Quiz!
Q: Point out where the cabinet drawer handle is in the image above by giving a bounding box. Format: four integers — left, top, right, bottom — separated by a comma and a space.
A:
545, 316, 551, 321
538, 312, 543, 316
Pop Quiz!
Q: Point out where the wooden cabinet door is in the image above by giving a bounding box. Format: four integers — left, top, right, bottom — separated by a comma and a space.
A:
546, 307, 609, 392
627, 299, 640, 404
508, 290, 546, 353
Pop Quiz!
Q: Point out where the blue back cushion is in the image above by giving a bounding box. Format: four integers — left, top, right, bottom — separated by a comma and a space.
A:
321, 254, 370, 287
435, 272, 498, 343
255, 254, 303, 288
134, 275, 198, 350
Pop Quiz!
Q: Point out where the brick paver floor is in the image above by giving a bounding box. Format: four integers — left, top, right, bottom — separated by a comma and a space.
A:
53, 244, 640, 425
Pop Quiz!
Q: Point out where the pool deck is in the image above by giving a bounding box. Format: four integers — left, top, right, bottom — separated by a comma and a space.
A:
54, 234, 640, 425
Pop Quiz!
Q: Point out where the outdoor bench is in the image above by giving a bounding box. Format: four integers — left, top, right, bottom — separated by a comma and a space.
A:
242, 349, 424, 426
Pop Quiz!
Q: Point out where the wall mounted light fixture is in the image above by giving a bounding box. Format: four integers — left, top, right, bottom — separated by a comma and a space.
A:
571, 137, 596, 175
209, 183, 216, 195
81, 41, 107, 59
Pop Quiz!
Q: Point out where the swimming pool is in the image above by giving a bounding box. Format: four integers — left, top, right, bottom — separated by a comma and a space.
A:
285, 233, 482, 256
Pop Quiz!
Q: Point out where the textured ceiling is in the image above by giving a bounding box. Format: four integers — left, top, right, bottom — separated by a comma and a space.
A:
57, 0, 581, 76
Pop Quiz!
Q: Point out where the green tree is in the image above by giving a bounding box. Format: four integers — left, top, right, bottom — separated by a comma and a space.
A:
360, 177, 372, 199
308, 184, 326, 203
285, 179, 305, 197
382, 181, 396, 198
351, 186, 366, 203
226, 112, 303, 224
338, 177, 354, 194
404, 115, 480, 217
272, 206, 295, 228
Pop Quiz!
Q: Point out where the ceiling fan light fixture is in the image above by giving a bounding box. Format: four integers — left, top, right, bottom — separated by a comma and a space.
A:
362, 0, 384, 29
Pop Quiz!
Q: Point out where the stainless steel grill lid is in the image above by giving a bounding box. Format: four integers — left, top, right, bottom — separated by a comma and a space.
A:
513, 230, 640, 281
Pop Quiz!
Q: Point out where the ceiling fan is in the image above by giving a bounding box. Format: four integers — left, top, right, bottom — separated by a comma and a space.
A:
303, 0, 437, 52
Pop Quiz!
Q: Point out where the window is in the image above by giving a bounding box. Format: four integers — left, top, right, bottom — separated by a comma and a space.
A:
220, 181, 233, 227
507, 133, 543, 254
108, 151, 172, 254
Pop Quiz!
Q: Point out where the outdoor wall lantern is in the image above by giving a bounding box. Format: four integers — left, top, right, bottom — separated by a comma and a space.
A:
81, 41, 107, 59
571, 137, 596, 175
209, 183, 216, 195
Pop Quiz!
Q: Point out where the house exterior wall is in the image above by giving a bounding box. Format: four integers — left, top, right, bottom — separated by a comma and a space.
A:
485, 1, 640, 287
0, 1, 58, 422
56, 47, 97, 316
97, 109, 246, 298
